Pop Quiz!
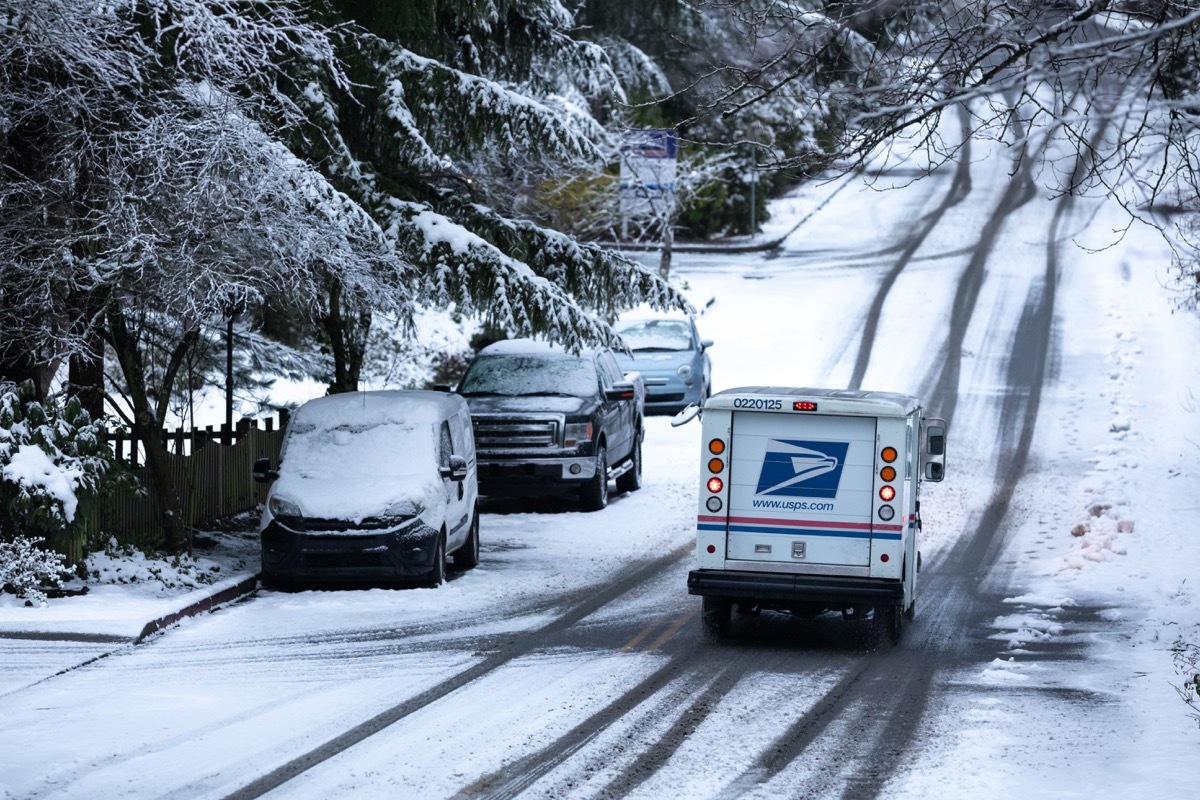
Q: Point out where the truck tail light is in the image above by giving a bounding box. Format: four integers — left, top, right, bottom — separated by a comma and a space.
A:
880, 465, 896, 482
881, 446, 898, 462
879, 485, 896, 502
708, 457, 724, 473
707, 477, 724, 493
708, 438, 725, 455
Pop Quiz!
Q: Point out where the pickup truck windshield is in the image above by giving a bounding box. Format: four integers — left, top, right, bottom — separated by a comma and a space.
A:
617, 320, 692, 351
460, 354, 598, 397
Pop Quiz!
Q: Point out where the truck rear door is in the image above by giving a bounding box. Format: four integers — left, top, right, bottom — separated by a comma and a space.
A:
725, 411, 876, 569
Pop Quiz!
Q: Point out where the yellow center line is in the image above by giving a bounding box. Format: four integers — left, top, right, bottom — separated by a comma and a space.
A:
644, 609, 697, 653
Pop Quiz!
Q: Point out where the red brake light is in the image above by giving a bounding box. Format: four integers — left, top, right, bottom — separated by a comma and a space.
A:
707, 477, 724, 493
793, 401, 818, 411
879, 485, 896, 502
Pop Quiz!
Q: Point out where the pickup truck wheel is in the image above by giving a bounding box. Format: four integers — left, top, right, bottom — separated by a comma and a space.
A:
702, 596, 732, 639
615, 432, 642, 493
580, 447, 608, 511
452, 509, 480, 570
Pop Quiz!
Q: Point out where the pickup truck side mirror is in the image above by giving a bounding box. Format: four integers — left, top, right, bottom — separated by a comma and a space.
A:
606, 381, 638, 401
252, 457, 279, 484
922, 419, 946, 482
440, 454, 468, 482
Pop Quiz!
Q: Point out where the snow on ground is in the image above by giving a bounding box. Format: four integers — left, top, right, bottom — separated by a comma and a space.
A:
1, 148, 1198, 797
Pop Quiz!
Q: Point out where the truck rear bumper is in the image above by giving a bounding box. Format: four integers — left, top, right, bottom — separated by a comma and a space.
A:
687, 569, 903, 607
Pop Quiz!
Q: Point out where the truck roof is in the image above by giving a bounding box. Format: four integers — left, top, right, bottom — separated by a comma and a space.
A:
706, 386, 921, 417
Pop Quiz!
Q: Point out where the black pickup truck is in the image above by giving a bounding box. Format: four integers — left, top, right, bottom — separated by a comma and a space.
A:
456, 339, 645, 511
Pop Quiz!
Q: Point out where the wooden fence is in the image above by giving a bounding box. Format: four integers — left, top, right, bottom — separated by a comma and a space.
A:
74, 413, 289, 558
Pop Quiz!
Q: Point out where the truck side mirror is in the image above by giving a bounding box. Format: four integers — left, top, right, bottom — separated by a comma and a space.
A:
922, 419, 946, 483
252, 457, 278, 484
606, 381, 637, 401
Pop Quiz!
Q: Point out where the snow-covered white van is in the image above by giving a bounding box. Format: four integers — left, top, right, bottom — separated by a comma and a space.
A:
679, 386, 945, 643
253, 390, 479, 588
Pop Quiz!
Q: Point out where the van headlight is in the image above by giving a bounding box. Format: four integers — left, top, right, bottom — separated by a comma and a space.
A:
385, 500, 424, 520
268, 495, 302, 518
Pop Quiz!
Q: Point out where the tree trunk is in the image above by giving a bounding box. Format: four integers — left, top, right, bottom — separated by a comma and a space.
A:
106, 304, 190, 555
320, 279, 371, 394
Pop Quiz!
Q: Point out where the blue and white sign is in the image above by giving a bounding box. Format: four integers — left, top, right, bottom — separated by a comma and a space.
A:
754, 440, 849, 499
620, 128, 677, 218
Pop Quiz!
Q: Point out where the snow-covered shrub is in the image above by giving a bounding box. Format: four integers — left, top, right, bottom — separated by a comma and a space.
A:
0, 381, 122, 560
1174, 638, 1200, 728
0, 535, 71, 605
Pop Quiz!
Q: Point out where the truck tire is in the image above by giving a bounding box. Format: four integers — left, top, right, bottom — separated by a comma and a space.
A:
615, 430, 642, 494
580, 446, 608, 511
452, 509, 480, 570
702, 596, 732, 639
873, 603, 903, 646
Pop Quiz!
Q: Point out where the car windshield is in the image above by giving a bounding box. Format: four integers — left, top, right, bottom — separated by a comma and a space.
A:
459, 354, 598, 397
617, 319, 693, 351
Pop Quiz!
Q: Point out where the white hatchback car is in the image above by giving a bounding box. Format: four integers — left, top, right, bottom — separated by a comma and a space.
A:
253, 390, 479, 588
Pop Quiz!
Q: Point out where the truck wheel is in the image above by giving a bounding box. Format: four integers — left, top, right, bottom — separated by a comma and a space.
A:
452, 509, 480, 570
873, 604, 903, 646
580, 446, 608, 511
615, 432, 642, 493
702, 596, 732, 639
425, 532, 446, 588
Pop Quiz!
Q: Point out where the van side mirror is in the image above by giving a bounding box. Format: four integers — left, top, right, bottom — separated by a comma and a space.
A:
922, 419, 946, 483
253, 457, 278, 484
441, 455, 468, 482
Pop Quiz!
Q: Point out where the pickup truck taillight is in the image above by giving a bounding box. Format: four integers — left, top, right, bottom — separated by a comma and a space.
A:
564, 422, 592, 448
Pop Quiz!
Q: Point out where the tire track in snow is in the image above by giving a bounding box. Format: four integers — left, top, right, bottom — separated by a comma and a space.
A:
220, 540, 693, 800
847, 106, 976, 392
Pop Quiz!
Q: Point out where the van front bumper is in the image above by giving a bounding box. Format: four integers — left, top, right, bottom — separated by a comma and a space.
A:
687, 569, 903, 607
260, 518, 441, 585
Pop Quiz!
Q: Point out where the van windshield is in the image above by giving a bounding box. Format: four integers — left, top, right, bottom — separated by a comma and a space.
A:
282, 420, 437, 479
459, 355, 597, 397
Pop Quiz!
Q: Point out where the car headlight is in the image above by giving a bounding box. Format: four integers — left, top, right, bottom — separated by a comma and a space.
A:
268, 494, 302, 518
677, 364, 693, 378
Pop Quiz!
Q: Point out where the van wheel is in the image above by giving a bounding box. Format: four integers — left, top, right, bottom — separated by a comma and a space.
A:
453, 510, 480, 570
615, 432, 642, 494
426, 533, 446, 588
580, 447, 608, 511
702, 596, 732, 639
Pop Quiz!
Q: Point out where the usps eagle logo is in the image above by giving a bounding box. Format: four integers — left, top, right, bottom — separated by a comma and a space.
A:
755, 440, 850, 498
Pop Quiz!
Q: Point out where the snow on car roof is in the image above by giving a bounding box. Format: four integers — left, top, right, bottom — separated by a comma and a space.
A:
289, 390, 461, 429
478, 338, 593, 357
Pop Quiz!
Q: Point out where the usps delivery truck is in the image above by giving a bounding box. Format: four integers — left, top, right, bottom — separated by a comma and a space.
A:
678, 387, 946, 643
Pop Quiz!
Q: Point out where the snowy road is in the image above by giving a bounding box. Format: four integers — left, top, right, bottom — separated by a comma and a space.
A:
4, 126, 1198, 798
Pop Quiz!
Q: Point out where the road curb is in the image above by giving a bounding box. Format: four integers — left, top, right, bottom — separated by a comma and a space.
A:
135, 574, 260, 644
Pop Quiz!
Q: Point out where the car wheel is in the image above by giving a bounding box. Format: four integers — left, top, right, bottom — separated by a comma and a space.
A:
615, 430, 642, 493
453, 508, 480, 570
426, 532, 446, 587
580, 446, 608, 511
